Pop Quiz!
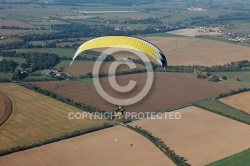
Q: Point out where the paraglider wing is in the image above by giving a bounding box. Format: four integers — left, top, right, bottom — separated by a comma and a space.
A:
71, 36, 167, 70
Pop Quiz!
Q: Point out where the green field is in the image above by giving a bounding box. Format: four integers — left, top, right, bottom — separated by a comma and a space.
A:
0, 73, 12, 80
3, 57, 26, 64
0, 83, 109, 151
207, 149, 250, 166
214, 72, 250, 89
195, 100, 250, 124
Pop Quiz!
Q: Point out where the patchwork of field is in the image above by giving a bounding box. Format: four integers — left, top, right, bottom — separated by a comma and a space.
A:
60, 60, 145, 77
0, 83, 109, 151
110, 37, 250, 67
0, 91, 12, 126
0, 126, 174, 166
33, 72, 230, 113
131, 106, 250, 166
0, 29, 31, 36
219, 91, 250, 114
0, 19, 34, 28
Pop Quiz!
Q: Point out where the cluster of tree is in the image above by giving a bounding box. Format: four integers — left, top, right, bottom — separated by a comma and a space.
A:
1, 51, 60, 71
190, 12, 250, 25
127, 125, 190, 166
11, 69, 28, 81
123, 18, 163, 24
0, 59, 17, 72
27, 53, 60, 71
0, 122, 112, 156
0, 26, 30, 30
216, 88, 250, 99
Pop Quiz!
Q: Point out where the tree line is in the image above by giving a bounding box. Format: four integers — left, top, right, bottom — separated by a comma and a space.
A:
127, 125, 190, 166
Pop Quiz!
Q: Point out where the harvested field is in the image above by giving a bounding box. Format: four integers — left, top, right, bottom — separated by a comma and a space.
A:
0, 29, 31, 36
0, 83, 109, 151
101, 13, 151, 19
109, 37, 250, 66
34, 72, 231, 113
61, 61, 145, 77
131, 106, 250, 166
0, 126, 174, 166
219, 91, 250, 114
0, 91, 12, 126
168, 28, 220, 37
61, 15, 90, 19
0, 19, 34, 28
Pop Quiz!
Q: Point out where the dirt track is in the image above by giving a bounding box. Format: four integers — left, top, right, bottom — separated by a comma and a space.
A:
0, 91, 12, 126
132, 106, 250, 166
0, 126, 174, 166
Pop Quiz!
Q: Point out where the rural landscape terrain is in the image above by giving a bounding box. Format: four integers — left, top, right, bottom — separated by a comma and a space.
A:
0, 0, 250, 165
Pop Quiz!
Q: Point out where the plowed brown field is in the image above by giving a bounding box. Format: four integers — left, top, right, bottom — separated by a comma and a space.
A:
0, 126, 175, 166
62, 61, 145, 77
34, 72, 231, 112
132, 106, 250, 166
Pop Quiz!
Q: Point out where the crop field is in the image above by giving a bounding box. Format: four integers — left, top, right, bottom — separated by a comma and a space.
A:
195, 100, 250, 124
0, 29, 31, 36
0, 125, 174, 166
144, 37, 250, 66
0, 91, 12, 126
0, 83, 109, 151
208, 149, 250, 166
131, 106, 250, 166
58, 60, 145, 77
214, 71, 250, 89
0, 20, 34, 28
110, 37, 250, 67
219, 91, 250, 114
33, 72, 230, 113
168, 28, 222, 37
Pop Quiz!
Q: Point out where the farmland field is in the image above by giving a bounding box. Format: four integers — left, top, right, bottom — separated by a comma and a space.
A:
207, 149, 250, 166
0, 126, 174, 166
0, 91, 12, 126
0, 83, 109, 151
168, 28, 222, 37
0, 20, 34, 28
195, 100, 250, 123
131, 106, 250, 166
14, 48, 75, 57
33, 72, 231, 113
0, 29, 31, 36
219, 91, 250, 114
112, 37, 250, 66
58, 60, 145, 77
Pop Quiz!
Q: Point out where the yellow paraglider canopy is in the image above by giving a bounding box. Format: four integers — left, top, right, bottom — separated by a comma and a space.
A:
71, 36, 167, 70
